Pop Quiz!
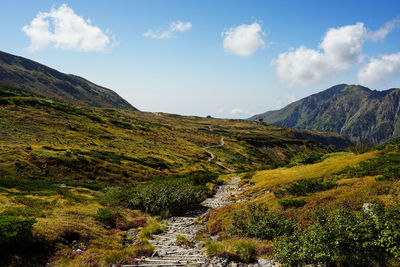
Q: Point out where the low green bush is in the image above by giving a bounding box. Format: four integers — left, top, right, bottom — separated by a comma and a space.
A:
232, 239, 257, 263
278, 198, 306, 209
273, 203, 400, 266
0, 215, 36, 246
0, 215, 50, 266
340, 149, 400, 179
229, 204, 294, 240
289, 151, 324, 166
102, 174, 216, 216
94, 208, 123, 228
285, 178, 336, 196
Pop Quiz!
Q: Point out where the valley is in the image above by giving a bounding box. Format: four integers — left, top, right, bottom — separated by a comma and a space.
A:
0, 51, 400, 267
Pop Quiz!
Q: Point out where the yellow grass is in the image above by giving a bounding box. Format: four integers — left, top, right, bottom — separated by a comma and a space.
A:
245, 151, 377, 197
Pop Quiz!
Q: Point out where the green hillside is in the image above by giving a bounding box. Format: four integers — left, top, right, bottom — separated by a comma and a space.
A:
0, 50, 136, 110
0, 85, 351, 185
205, 139, 400, 266
0, 84, 354, 266
251, 84, 400, 145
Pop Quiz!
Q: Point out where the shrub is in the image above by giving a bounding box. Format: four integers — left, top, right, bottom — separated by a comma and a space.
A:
285, 178, 336, 196
339, 150, 400, 179
0, 215, 50, 266
94, 208, 123, 228
102, 175, 213, 216
273, 204, 400, 266
289, 152, 324, 166
278, 198, 306, 209
0, 215, 36, 246
349, 143, 373, 154
232, 239, 256, 263
229, 204, 294, 240
206, 241, 225, 256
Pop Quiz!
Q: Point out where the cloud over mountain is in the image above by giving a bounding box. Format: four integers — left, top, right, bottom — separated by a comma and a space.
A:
222, 23, 265, 56
272, 19, 400, 87
22, 4, 110, 52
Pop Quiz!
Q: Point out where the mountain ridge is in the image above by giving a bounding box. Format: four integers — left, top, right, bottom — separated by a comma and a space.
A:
0, 50, 136, 110
250, 84, 400, 145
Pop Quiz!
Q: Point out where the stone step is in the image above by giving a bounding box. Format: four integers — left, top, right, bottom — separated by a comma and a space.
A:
140, 259, 203, 263
150, 256, 204, 259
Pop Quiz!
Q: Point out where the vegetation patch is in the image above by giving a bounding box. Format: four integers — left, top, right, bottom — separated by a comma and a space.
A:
274, 203, 400, 266
102, 174, 217, 216
274, 178, 336, 197
278, 197, 306, 209
229, 204, 294, 240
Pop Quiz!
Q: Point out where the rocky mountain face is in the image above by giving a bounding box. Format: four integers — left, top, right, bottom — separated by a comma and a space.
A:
251, 84, 400, 145
0, 50, 136, 110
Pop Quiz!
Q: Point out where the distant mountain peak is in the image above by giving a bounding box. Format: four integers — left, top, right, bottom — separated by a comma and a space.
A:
250, 84, 400, 145
0, 50, 137, 110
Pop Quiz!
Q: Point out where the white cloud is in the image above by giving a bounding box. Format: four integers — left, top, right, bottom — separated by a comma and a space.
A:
272, 23, 366, 86
222, 23, 265, 56
320, 23, 366, 68
22, 4, 110, 52
358, 52, 400, 86
230, 108, 244, 115
273, 46, 329, 86
366, 18, 400, 42
143, 20, 192, 39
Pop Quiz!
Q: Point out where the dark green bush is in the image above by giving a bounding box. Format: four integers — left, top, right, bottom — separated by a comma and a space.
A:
289, 152, 324, 165
0, 215, 36, 246
274, 204, 400, 266
0, 215, 51, 266
285, 178, 336, 196
278, 198, 306, 209
349, 143, 373, 154
102, 174, 216, 216
229, 204, 294, 240
94, 208, 123, 228
340, 151, 400, 179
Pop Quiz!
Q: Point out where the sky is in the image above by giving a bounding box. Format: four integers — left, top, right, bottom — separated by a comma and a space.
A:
1, 0, 400, 118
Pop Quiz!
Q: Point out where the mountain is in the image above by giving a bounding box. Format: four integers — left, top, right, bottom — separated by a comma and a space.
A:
250, 84, 400, 145
0, 50, 136, 110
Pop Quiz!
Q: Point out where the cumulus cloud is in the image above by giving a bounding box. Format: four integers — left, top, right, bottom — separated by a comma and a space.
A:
22, 4, 110, 52
272, 23, 366, 86
222, 23, 265, 56
230, 108, 244, 115
358, 52, 400, 86
366, 18, 400, 42
143, 20, 192, 39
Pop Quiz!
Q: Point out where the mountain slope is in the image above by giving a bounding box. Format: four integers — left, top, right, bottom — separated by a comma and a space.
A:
0, 85, 352, 184
0, 50, 136, 110
251, 84, 400, 145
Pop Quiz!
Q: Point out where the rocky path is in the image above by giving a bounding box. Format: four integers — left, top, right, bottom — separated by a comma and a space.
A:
203, 137, 235, 173
127, 177, 241, 267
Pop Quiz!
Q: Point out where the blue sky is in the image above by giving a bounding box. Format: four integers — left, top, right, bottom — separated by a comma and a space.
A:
1, 0, 400, 118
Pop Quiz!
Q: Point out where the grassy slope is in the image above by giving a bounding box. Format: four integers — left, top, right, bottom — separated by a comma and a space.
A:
0, 85, 354, 265
0, 50, 136, 110
204, 141, 400, 263
0, 86, 351, 185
